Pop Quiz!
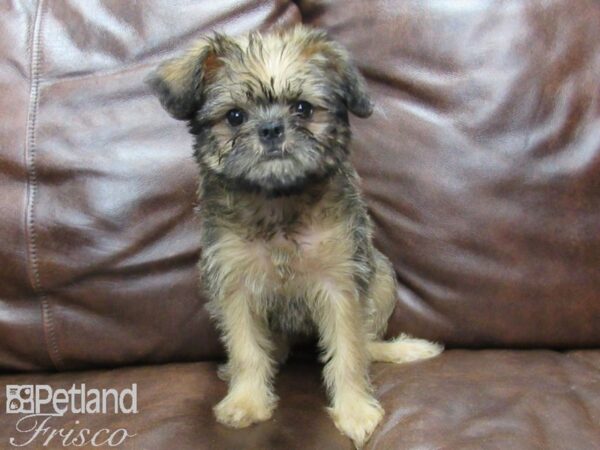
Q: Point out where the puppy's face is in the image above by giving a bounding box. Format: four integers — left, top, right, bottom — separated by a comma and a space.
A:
148, 27, 372, 193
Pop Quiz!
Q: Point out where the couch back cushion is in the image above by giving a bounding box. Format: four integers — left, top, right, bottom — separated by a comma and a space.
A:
0, 0, 598, 370
300, 0, 600, 348
0, 0, 300, 371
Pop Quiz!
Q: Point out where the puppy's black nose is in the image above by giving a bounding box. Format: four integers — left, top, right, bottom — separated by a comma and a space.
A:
259, 120, 284, 143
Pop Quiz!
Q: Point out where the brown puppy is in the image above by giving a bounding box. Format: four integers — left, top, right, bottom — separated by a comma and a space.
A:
148, 26, 442, 448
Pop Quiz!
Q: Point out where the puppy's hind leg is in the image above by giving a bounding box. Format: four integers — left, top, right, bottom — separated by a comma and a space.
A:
365, 250, 443, 364
367, 334, 443, 364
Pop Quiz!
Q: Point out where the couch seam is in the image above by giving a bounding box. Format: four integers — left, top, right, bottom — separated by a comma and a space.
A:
24, 0, 63, 370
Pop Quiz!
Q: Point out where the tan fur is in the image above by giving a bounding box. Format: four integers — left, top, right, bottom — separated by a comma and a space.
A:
159, 41, 212, 93
212, 286, 278, 428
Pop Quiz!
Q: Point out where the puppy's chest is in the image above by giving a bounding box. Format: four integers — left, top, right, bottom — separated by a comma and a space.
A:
216, 193, 351, 286
250, 221, 350, 284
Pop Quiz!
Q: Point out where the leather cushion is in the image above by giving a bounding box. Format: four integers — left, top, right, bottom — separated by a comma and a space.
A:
1, 350, 598, 449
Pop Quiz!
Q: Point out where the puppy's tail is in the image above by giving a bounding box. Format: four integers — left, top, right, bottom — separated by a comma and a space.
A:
367, 334, 443, 364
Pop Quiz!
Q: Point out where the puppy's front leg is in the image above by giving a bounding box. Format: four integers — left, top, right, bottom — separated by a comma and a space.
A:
314, 283, 384, 448
213, 288, 277, 428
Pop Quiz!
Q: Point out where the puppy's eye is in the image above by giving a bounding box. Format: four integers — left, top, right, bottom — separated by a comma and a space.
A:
226, 109, 246, 127
291, 101, 313, 119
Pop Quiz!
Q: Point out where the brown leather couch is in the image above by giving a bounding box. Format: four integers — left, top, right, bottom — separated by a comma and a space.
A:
1, 1, 599, 449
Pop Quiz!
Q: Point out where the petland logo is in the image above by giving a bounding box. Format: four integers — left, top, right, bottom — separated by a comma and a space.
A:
5, 384, 137, 447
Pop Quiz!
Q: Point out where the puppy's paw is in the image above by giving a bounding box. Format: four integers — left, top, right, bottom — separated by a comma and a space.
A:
214, 390, 276, 428
390, 334, 443, 363
368, 334, 443, 364
328, 396, 384, 449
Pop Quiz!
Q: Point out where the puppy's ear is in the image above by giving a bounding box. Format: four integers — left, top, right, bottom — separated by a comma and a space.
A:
304, 30, 373, 118
145, 35, 236, 120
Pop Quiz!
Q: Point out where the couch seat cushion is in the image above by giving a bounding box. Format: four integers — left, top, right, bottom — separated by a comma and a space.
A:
1, 350, 598, 449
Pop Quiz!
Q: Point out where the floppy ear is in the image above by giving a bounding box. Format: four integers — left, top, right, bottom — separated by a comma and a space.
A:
145, 35, 236, 120
306, 30, 373, 118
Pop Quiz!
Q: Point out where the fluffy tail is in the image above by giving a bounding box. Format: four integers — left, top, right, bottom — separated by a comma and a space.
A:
367, 334, 443, 364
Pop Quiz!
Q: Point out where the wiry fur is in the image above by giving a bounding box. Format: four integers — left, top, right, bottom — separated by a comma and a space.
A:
148, 26, 442, 448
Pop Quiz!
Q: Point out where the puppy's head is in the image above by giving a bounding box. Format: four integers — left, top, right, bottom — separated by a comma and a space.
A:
147, 26, 372, 194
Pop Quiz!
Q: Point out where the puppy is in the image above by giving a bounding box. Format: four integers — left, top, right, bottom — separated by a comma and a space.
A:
148, 26, 442, 448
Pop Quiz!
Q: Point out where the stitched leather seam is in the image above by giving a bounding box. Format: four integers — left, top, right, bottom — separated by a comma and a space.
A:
24, 0, 63, 370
